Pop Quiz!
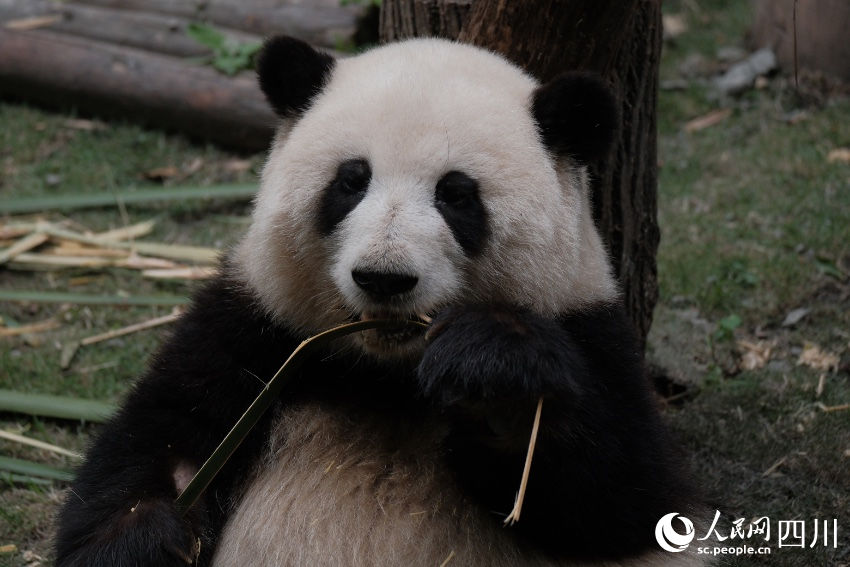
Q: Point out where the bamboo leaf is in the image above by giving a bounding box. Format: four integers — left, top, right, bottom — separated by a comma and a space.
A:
0, 390, 116, 423
0, 456, 73, 482
175, 319, 427, 515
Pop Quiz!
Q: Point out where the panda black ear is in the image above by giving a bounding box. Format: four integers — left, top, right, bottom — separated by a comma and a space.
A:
531, 72, 619, 163
256, 36, 336, 118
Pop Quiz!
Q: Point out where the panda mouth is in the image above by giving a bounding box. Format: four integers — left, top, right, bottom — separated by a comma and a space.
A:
355, 310, 429, 351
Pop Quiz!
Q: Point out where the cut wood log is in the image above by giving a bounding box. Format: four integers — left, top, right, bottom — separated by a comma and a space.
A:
0, 29, 276, 151
72, 0, 362, 47
753, 0, 850, 82
0, 0, 262, 57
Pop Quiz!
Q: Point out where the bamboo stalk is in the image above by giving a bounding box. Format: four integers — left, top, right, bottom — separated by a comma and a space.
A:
0, 184, 256, 214
142, 267, 217, 280
0, 429, 81, 459
0, 290, 188, 306
47, 244, 130, 258
92, 219, 156, 242
81, 309, 182, 347
174, 319, 428, 515
9, 252, 113, 269
503, 396, 544, 526
0, 319, 60, 337
0, 231, 48, 264
7, 221, 220, 264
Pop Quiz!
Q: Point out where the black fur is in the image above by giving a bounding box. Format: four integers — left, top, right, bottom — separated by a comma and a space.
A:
56, 271, 695, 565
256, 36, 335, 118
434, 171, 489, 256
316, 158, 372, 236
532, 72, 619, 162
420, 303, 696, 559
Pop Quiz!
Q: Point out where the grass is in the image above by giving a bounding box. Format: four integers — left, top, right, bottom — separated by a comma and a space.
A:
653, 1, 850, 564
1, 1, 849, 564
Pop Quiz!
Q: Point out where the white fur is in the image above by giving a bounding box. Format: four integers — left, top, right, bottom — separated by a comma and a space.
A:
212, 404, 704, 567
236, 38, 618, 337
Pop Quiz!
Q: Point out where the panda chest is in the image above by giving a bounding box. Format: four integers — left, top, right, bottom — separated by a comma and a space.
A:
211, 403, 529, 567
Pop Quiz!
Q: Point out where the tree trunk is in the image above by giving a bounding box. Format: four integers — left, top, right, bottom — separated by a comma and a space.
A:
380, 0, 662, 349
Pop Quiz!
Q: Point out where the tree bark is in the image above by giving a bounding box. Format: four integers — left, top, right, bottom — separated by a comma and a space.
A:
380, 0, 471, 42
380, 0, 662, 349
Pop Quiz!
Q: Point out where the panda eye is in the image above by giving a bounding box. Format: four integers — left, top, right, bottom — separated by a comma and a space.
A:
435, 171, 478, 208
334, 158, 371, 195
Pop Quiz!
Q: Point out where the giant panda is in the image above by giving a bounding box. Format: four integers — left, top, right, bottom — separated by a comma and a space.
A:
55, 36, 704, 566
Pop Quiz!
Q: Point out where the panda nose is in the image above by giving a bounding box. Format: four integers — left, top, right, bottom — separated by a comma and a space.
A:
352, 270, 418, 299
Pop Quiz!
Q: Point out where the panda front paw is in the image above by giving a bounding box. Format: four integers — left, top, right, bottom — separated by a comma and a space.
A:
56, 497, 205, 567
417, 304, 585, 407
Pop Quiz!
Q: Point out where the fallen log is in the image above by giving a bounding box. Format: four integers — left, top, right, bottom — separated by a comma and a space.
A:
72, 0, 362, 47
753, 0, 850, 82
0, 0, 262, 57
0, 28, 277, 151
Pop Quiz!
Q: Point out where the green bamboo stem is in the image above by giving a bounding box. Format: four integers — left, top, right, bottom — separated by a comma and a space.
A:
0, 390, 116, 423
0, 184, 256, 214
174, 319, 427, 515
0, 290, 188, 306
0, 456, 73, 482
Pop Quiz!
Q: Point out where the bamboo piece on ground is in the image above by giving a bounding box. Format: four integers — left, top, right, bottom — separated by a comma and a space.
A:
0, 232, 48, 264
92, 219, 156, 242
61, 308, 183, 369
118, 255, 181, 270
0, 319, 60, 337
8, 252, 113, 269
503, 396, 544, 526
5, 221, 220, 264
82, 309, 182, 347
0, 429, 81, 459
47, 244, 130, 258
142, 267, 217, 280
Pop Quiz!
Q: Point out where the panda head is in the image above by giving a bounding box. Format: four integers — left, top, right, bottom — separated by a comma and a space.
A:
236, 36, 619, 356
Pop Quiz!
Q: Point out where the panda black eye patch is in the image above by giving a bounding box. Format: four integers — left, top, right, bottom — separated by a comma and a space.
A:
434, 171, 488, 256
317, 158, 372, 236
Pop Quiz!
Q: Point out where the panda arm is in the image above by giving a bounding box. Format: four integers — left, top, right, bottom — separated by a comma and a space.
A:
418, 303, 693, 559
55, 275, 298, 567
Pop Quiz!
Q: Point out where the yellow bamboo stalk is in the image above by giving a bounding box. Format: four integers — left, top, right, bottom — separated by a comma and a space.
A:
503, 397, 544, 526
0, 429, 81, 459
0, 232, 48, 265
